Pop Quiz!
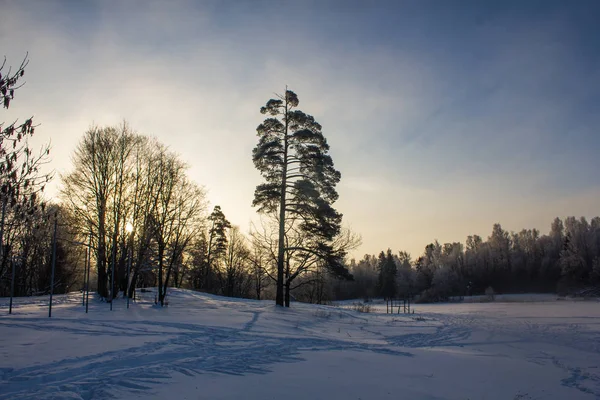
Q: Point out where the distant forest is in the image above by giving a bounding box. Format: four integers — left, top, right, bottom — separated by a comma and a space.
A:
334, 217, 600, 304
1, 55, 599, 306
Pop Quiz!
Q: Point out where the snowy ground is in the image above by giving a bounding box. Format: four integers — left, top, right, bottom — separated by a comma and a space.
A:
1, 290, 599, 400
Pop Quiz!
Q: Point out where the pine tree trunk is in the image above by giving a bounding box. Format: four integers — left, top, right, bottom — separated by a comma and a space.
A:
276, 230, 285, 306
276, 94, 289, 307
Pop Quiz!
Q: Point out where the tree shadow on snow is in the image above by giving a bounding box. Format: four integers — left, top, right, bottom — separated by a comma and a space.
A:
0, 316, 412, 400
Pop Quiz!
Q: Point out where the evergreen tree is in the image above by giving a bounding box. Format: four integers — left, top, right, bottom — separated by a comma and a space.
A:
377, 249, 397, 300
252, 89, 345, 306
205, 205, 231, 292
376, 251, 386, 295
559, 233, 587, 286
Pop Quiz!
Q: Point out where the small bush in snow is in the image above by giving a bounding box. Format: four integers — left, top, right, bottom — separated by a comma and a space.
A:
313, 310, 332, 319
485, 286, 496, 302
351, 302, 372, 313
416, 288, 447, 303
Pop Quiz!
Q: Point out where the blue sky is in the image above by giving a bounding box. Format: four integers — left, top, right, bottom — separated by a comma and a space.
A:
1, 0, 599, 258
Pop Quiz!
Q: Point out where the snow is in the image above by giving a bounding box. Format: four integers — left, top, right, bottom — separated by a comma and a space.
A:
1, 290, 599, 399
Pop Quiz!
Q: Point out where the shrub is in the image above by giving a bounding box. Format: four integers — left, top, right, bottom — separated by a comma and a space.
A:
313, 310, 332, 319
416, 288, 448, 303
485, 286, 495, 302
351, 302, 372, 313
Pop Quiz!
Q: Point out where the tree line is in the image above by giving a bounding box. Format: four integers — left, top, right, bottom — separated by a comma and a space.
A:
0, 57, 356, 306
1, 55, 598, 307
332, 218, 600, 303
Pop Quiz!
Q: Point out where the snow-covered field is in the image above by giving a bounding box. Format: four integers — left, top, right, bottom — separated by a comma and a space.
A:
1, 290, 599, 400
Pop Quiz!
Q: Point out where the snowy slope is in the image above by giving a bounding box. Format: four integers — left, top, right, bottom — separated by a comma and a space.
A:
1, 290, 599, 399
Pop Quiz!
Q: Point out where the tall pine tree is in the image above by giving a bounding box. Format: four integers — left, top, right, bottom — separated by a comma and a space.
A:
205, 205, 231, 292
377, 249, 397, 300
252, 89, 344, 306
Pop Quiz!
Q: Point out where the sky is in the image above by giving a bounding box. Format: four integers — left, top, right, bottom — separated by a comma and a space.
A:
1, 0, 599, 259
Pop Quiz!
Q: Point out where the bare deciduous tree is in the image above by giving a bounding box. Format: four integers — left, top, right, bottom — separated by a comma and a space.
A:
61, 124, 207, 304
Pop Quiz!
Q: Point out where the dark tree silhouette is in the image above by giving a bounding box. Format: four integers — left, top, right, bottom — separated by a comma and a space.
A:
252, 89, 346, 306
377, 249, 397, 300
205, 205, 231, 292
0, 54, 52, 285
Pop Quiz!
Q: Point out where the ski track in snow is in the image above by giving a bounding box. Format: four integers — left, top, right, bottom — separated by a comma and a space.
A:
413, 308, 600, 397
1, 291, 599, 399
0, 293, 412, 400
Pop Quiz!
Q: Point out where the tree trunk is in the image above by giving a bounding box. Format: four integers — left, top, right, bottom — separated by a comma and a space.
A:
163, 264, 172, 305
118, 250, 127, 293
128, 232, 149, 298
177, 266, 185, 288
172, 265, 179, 289
255, 275, 261, 300
97, 205, 108, 299
205, 224, 214, 292
110, 232, 117, 301
158, 245, 164, 306
284, 280, 290, 307
276, 94, 289, 307
128, 270, 138, 298
0, 197, 6, 280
